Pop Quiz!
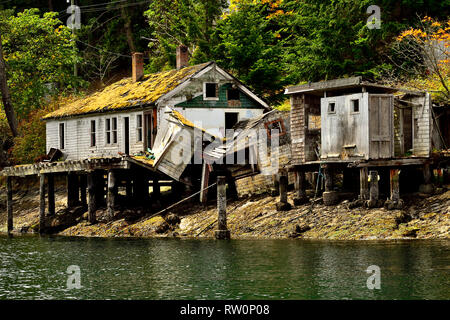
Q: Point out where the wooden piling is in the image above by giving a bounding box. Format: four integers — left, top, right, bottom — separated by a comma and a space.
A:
323, 165, 339, 205
359, 167, 369, 200
276, 170, 292, 211
47, 174, 55, 216
152, 179, 161, 200
293, 170, 308, 205
200, 162, 210, 204
79, 175, 87, 207
215, 176, 230, 240
87, 172, 97, 224
366, 170, 381, 208
390, 169, 400, 202
6, 176, 13, 235
39, 174, 46, 234
67, 173, 79, 208
107, 170, 116, 220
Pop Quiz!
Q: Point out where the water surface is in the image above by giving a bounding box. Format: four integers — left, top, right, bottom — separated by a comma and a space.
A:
0, 235, 448, 299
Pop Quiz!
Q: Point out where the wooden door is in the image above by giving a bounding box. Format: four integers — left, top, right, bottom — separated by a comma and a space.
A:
369, 94, 394, 159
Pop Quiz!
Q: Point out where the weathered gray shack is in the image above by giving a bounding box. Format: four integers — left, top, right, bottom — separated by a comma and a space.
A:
285, 77, 441, 208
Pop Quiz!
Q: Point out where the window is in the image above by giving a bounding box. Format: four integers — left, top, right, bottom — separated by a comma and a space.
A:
204, 82, 218, 100
59, 123, 65, 149
308, 115, 321, 130
137, 114, 143, 142
112, 117, 118, 144
264, 119, 286, 138
105, 118, 111, 144
227, 88, 240, 101
90, 120, 96, 147
351, 99, 360, 113
328, 102, 336, 113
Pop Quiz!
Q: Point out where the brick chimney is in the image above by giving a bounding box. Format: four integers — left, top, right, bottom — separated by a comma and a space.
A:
176, 45, 189, 70
132, 52, 144, 82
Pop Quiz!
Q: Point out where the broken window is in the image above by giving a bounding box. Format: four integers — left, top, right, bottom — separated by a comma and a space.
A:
106, 118, 111, 144
204, 82, 218, 99
264, 119, 286, 138
90, 120, 96, 147
137, 114, 143, 142
59, 123, 65, 150
227, 88, 240, 100
351, 99, 360, 113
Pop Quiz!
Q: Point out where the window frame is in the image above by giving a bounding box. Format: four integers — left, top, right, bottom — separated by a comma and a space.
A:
105, 118, 111, 145
112, 117, 118, 144
327, 101, 336, 114
136, 114, 143, 142
227, 87, 240, 101
59, 122, 65, 150
203, 82, 219, 101
90, 120, 96, 147
350, 98, 360, 114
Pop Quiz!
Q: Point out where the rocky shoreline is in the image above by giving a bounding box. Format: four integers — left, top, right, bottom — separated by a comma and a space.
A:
1, 181, 449, 240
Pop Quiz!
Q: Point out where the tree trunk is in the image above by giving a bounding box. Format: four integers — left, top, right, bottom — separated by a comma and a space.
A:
121, 6, 136, 53
0, 33, 18, 137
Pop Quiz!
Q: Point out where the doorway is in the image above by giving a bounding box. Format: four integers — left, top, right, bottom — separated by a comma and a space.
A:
144, 109, 158, 150
225, 112, 239, 130
124, 117, 130, 155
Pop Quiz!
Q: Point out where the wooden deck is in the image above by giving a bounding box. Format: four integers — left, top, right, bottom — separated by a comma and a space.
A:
0, 157, 130, 177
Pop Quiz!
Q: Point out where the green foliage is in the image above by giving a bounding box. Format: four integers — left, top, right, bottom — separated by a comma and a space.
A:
0, 9, 84, 118
144, 0, 227, 72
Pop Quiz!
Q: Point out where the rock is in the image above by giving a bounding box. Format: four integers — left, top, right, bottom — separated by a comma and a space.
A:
348, 199, 364, 209
293, 196, 309, 206
419, 184, 434, 194
401, 227, 419, 237
155, 221, 170, 234
394, 211, 411, 226
323, 191, 339, 206
165, 213, 181, 225
289, 223, 311, 238
276, 202, 292, 211
385, 199, 404, 210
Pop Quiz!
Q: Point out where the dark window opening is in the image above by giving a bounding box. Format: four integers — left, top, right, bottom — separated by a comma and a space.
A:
328, 102, 336, 113
351, 99, 360, 113
205, 83, 218, 98
137, 114, 143, 142
264, 119, 286, 138
59, 123, 65, 149
112, 117, 118, 144
225, 112, 239, 130
90, 120, 96, 147
106, 118, 111, 144
227, 88, 240, 100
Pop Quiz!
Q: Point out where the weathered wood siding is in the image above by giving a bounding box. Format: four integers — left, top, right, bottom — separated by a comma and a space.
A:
321, 93, 370, 160
46, 110, 145, 160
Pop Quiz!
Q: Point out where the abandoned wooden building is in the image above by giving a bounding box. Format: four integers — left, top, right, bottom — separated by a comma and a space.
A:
1, 46, 269, 235
285, 76, 449, 208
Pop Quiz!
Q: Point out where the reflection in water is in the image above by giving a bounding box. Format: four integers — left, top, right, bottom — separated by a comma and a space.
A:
0, 235, 448, 300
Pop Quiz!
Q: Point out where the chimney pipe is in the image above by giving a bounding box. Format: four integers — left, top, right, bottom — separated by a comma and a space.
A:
176, 45, 189, 70
132, 52, 144, 82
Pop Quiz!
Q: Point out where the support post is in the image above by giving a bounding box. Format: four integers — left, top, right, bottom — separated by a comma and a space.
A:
215, 176, 230, 239
152, 179, 161, 200
125, 177, 133, 201
107, 170, 117, 220
47, 174, 55, 216
367, 170, 381, 208
276, 169, 292, 211
271, 174, 279, 196
67, 173, 79, 208
87, 172, 97, 224
359, 167, 369, 200
39, 174, 46, 234
293, 170, 308, 206
419, 163, 434, 194
200, 162, 210, 204
385, 169, 404, 210
323, 165, 339, 205
79, 175, 87, 207
6, 176, 13, 235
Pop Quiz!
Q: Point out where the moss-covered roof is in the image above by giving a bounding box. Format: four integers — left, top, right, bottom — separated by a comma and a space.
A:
43, 62, 212, 120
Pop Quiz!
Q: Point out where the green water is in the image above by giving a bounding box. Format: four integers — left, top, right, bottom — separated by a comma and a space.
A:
0, 235, 448, 300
